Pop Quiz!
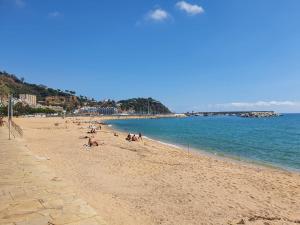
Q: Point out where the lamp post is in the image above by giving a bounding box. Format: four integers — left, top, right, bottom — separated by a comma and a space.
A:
8, 95, 13, 140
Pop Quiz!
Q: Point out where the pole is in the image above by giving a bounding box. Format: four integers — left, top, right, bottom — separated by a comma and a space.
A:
11, 97, 13, 118
8, 95, 12, 140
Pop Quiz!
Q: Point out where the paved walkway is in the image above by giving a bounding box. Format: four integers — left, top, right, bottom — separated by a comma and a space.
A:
0, 127, 106, 225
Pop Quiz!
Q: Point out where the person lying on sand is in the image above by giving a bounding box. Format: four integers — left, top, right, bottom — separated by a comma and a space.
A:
132, 134, 138, 142
79, 135, 89, 139
88, 136, 99, 147
126, 133, 131, 141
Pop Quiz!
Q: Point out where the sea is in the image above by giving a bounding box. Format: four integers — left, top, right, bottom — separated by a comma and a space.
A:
108, 114, 300, 172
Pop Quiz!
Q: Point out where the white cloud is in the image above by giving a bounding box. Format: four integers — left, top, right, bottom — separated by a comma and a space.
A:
147, 8, 169, 22
208, 101, 300, 113
176, 1, 204, 15
48, 11, 62, 18
225, 101, 299, 107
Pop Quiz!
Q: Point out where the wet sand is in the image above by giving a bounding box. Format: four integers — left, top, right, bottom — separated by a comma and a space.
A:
14, 117, 300, 225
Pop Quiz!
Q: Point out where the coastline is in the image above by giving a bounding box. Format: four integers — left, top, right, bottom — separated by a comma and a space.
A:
11, 116, 300, 225
108, 121, 300, 175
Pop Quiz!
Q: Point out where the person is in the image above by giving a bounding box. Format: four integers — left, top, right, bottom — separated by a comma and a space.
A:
88, 136, 99, 147
126, 133, 131, 141
132, 134, 138, 142
88, 128, 96, 134
79, 135, 89, 139
138, 133, 142, 141
114, 132, 119, 137
0, 117, 4, 127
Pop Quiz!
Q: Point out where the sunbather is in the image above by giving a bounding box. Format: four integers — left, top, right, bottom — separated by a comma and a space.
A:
88, 136, 99, 147
132, 134, 138, 142
126, 133, 131, 141
88, 128, 96, 134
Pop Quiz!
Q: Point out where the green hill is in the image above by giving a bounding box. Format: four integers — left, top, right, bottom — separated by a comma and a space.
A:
0, 71, 171, 114
118, 98, 171, 114
0, 71, 73, 101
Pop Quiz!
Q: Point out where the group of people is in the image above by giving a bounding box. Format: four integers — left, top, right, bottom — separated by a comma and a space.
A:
83, 124, 143, 148
87, 125, 101, 134
126, 133, 142, 142
88, 128, 97, 134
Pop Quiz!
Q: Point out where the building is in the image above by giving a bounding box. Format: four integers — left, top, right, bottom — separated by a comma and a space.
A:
19, 94, 37, 106
45, 96, 67, 106
76, 106, 118, 115
36, 104, 64, 112
45, 96, 78, 108
0, 95, 8, 106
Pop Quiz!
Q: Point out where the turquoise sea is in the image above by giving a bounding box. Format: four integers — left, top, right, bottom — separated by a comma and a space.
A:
108, 114, 300, 171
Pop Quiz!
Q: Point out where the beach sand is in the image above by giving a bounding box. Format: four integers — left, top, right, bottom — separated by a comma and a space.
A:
13, 117, 300, 225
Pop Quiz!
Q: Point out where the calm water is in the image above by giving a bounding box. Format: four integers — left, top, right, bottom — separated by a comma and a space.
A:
108, 114, 300, 171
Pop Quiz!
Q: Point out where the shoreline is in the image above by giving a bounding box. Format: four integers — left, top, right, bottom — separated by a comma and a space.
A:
107, 121, 300, 175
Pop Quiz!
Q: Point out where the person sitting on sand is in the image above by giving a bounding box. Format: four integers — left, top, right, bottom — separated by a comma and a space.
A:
114, 132, 119, 137
88, 136, 99, 147
126, 133, 131, 141
138, 133, 142, 141
88, 128, 96, 134
132, 134, 138, 142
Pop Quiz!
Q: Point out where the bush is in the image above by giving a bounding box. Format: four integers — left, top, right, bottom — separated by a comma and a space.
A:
0, 103, 56, 116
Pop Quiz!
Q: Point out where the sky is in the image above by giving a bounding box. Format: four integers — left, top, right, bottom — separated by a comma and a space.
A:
1, 0, 300, 113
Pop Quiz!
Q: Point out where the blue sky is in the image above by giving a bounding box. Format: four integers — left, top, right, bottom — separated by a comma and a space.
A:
1, 0, 300, 112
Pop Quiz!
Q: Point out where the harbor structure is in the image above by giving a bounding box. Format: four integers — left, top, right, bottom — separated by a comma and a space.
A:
186, 111, 280, 118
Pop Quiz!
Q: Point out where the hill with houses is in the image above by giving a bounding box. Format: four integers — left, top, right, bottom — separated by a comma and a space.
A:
0, 70, 171, 115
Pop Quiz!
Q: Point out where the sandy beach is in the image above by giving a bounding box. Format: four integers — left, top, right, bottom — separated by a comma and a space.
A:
12, 116, 300, 225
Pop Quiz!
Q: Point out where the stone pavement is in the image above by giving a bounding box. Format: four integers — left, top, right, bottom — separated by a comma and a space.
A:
0, 127, 107, 225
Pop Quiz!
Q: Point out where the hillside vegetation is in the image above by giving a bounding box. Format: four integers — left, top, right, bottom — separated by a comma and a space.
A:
0, 71, 73, 101
119, 98, 171, 114
0, 71, 171, 114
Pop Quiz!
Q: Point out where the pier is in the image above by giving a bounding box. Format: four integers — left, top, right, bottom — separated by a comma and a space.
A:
186, 111, 280, 118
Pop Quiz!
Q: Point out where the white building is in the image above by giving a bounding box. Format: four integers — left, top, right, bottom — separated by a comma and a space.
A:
76, 106, 118, 115
19, 94, 37, 106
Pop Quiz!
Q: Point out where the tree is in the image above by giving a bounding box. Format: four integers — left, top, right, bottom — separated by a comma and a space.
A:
0, 84, 10, 96
0, 106, 7, 116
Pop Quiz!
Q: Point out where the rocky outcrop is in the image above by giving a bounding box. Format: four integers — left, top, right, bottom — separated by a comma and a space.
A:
239, 111, 280, 118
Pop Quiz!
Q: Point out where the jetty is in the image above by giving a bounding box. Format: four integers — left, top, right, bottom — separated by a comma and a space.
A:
186, 111, 280, 118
